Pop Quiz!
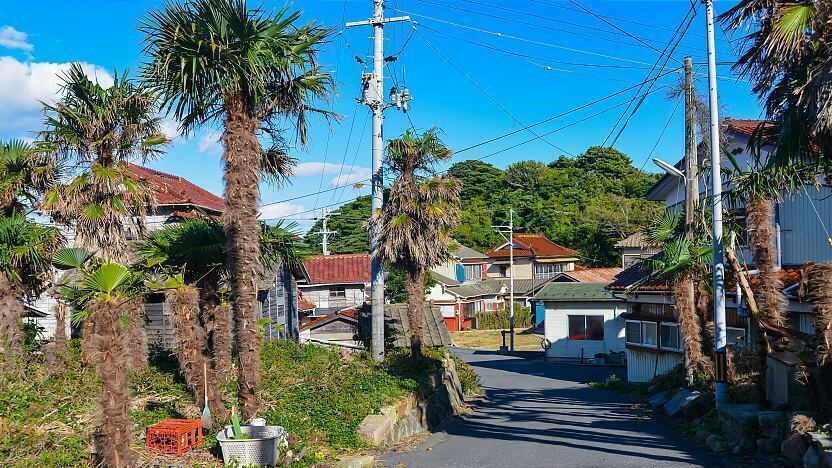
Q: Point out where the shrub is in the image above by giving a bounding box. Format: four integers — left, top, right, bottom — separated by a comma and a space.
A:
474, 306, 533, 330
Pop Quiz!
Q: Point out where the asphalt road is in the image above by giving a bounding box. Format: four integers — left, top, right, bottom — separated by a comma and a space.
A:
380, 348, 726, 468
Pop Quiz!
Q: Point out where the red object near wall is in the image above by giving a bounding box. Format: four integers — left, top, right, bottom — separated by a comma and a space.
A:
146, 419, 203, 455
481, 263, 488, 280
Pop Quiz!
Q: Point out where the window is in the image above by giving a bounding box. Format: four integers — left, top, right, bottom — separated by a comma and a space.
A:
463, 264, 482, 281
643, 322, 658, 347
498, 265, 508, 277
440, 305, 455, 318
534, 262, 564, 279
568, 315, 604, 341
462, 301, 482, 319
626, 321, 642, 344
660, 323, 681, 350
726, 327, 746, 346
329, 286, 346, 299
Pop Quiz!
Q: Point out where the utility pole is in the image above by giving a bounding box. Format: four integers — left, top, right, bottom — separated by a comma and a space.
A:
493, 208, 515, 353
684, 56, 698, 236
346, 1, 409, 362
317, 208, 336, 256
704, 0, 728, 407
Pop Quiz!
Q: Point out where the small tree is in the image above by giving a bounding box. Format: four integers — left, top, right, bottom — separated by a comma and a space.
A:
374, 128, 461, 357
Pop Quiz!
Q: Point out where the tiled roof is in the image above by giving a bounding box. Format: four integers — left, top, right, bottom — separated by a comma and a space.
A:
725, 118, 771, 139
486, 233, 578, 259
356, 302, 452, 348
533, 282, 622, 302
615, 232, 655, 249
606, 260, 669, 292
477, 278, 553, 295
748, 266, 802, 294
451, 244, 488, 261
298, 299, 317, 311
299, 309, 358, 331
129, 164, 225, 213
303, 254, 371, 285
563, 267, 622, 283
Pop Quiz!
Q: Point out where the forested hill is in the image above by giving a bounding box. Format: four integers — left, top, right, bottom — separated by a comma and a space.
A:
305, 146, 662, 266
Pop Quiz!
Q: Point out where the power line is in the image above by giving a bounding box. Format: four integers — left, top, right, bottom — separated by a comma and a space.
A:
334, 111, 372, 204
415, 27, 574, 156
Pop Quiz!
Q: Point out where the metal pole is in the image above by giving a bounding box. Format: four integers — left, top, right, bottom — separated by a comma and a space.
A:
370, 0, 385, 362
705, 0, 728, 406
509, 208, 515, 353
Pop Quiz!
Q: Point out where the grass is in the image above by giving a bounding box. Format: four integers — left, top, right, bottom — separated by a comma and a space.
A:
450, 328, 544, 351
1, 339, 476, 466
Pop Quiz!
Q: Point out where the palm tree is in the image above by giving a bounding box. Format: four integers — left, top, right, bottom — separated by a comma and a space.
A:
0, 139, 56, 216
140, 0, 334, 419
645, 210, 714, 384
721, 2, 832, 166
374, 129, 461, 358
39, 64, 168, 262
0, 216, 63, 368
53, 252, 141, 467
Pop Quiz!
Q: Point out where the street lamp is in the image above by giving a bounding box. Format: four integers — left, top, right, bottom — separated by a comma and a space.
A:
653, 158, 685, 181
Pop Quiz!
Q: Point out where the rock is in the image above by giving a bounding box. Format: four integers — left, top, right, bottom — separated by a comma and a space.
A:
706, 434, 720, 451
647, 391, 671, 409
695, 429, 710, 444
732, 444, 744, 456
712, 440, 730, 453
757, 437, 781, 455
334, 455, 375, 468
804, 446, 822, 468
719, 403, 762, 439
664, 389, 705, 418
781, 433, 809, 467
740, 434, 757, 451
821, 449, 832, 468
357, 414, 395, 446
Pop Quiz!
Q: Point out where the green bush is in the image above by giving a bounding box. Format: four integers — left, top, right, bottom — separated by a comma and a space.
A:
474, 306, 533, 330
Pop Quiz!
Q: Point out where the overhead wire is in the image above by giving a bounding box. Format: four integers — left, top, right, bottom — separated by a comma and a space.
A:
414, 26, 574, 156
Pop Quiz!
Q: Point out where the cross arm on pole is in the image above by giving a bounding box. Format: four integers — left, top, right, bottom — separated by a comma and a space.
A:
346, 16, 410, 28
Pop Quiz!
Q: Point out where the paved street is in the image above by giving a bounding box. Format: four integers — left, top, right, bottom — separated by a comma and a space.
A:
380, 348, 725, 468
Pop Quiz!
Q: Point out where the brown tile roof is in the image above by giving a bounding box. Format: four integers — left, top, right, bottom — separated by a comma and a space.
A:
299, 309, 358, 331
303, 254, 371, 285
128, 164, 225, 213
725, 118, 771, 138
486, 233, 578, 259
615, 232, 656, 249
748, 266, 802, 293
564, 267, 623, 283
298, 299, 317, 311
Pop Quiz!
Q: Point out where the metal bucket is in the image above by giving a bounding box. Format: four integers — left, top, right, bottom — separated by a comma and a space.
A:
216, 424, 287, 466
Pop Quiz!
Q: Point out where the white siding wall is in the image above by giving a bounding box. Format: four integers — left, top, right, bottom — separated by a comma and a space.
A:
299, 284, 367, 310
627, 347, 685, 383
543, 301, 626, 361
779, 185, 832, 264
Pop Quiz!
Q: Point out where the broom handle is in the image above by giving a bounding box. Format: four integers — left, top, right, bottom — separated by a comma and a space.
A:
203, 362, 208, 406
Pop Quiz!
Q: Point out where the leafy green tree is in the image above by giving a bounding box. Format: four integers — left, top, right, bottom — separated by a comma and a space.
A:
0, 140, 57, 216
385, 267, 437, 304
306, 196, 372, 254
446, 160, 503, 202
141, 0, 334, 419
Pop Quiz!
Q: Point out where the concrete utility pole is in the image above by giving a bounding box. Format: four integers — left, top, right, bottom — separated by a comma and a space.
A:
683, 56, 699, 235
704, 0, 728, 407
317, 208, 335, 256
346, 1, 409, 362
493, 208, 516, 353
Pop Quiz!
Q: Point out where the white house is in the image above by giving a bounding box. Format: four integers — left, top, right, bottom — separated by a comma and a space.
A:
298, 253, 370, 317
534, 282, 626, 364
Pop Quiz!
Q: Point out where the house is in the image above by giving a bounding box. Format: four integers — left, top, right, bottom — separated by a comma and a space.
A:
615, 232, 660, 268
485, 233, 580, 279
533, 282, 626, 364
532, 267, 622, 325
299, 309, 361, 348
299, 254, 370, 317
431, 244, 489, 283
616, 117, 832, 384
33, 164, 305, 346
427, 274, 500, 331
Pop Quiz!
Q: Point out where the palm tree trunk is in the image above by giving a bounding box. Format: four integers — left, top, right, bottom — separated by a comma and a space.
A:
673, 275, 705, 385
87, 298, 136, 468
222, 95, 263, 420
166, 287, 228, 424
404, 265, 426, 358
124, 299, 148, 372
747, 197, 787, 327
201, 284, 232, 382
801, 263, 832, 366
0, 272, 24, 369
46, 300, 69, 370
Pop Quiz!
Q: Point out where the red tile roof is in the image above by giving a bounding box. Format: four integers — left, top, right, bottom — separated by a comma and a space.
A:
486, 233, 578, 259
725, 118, 771, 138
303, 254, 371, 285
564, 267, 623, 283
298, 299, 317, 311
128, 164, 225, 213
748, 266, 802, 293
299, 308, 358, 331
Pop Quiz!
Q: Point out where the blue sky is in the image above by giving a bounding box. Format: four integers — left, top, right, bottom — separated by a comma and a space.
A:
0, 0, 761, 231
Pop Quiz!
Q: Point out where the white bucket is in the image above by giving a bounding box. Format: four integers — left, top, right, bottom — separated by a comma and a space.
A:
216, 424, 287, 466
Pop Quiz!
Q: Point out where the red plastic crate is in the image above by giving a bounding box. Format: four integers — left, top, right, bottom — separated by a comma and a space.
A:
146, 418, 203, 455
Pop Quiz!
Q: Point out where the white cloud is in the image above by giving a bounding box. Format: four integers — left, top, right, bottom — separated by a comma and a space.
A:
293, 161, 368, 177
159, 117, 182, 145
0, 26, 33, 51
258, 202, 306, 220
197, 130, 222, 154
329, 169, 371, 187
0, 56, 112, 138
